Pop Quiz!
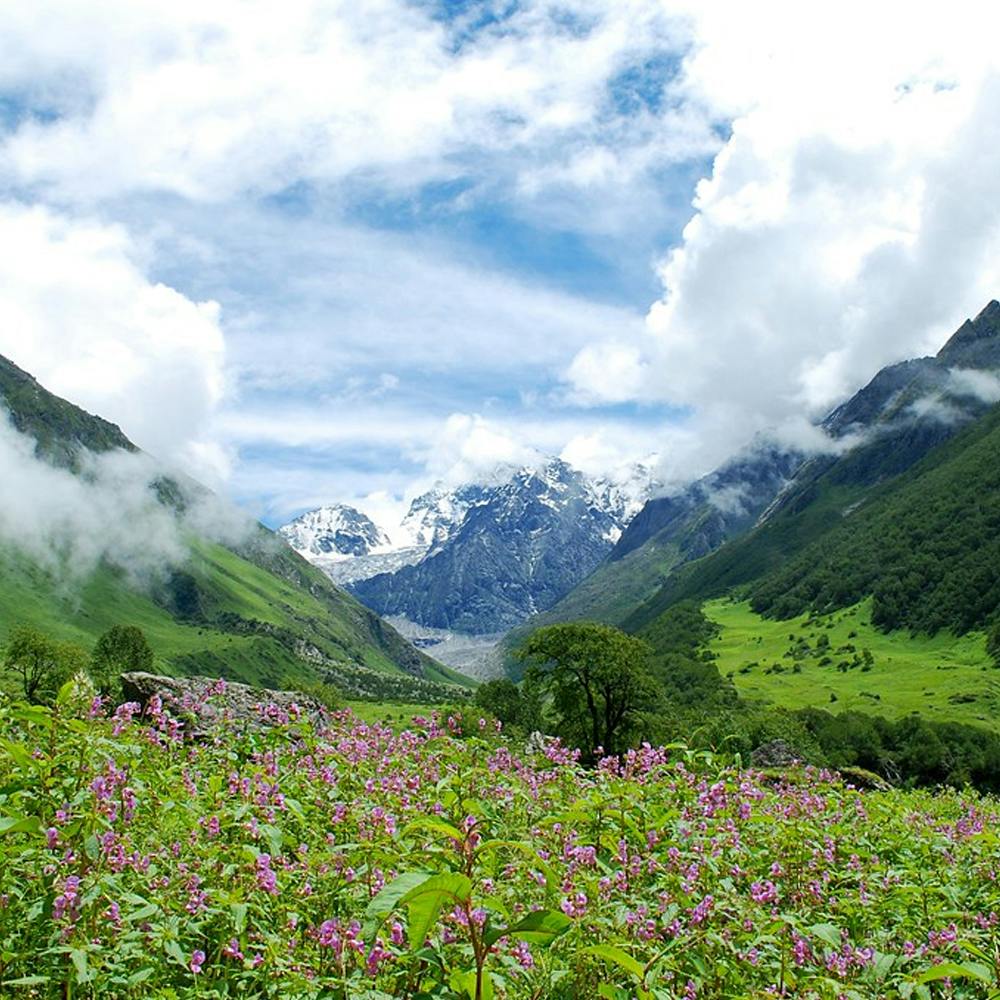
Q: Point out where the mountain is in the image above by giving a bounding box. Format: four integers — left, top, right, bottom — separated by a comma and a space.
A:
279, 484, 495, 588
502, 442, 806, 636
400, 482, 496, 550
278, 503, 391, 559
514, 300, 1000, 647
347, 459, 657, 634
0, 354, 471, 699
622, 300, 1000, 635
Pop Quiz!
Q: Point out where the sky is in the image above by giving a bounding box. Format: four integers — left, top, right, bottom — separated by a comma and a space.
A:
2, 1, 1000, 532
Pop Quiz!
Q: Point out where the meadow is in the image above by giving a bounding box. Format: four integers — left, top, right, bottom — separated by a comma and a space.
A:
1, 686, 999, 999
707, 599, 1000, 731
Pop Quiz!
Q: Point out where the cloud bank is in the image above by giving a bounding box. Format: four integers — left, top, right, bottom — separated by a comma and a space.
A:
0, 203, 227, 482
566, 1, 1000, 482
5, 1, 1000, 521
0, 413, 255, 588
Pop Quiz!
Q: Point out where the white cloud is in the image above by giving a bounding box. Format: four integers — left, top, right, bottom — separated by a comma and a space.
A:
0, 0, 711, 205
0, 202, 226, 480
0, 414, 253, 586
947, 368, 1000, 405
565, 1, 1000, 474
564, 341, 646, 405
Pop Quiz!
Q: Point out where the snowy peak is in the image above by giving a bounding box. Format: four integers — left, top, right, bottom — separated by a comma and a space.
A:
278, 504, 391, 559
399, 483, 493, 550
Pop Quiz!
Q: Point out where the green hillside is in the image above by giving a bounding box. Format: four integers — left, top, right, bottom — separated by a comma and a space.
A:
606, 399, 1000, 730
707, 598, 998, 730
0, 354, 472, 698
626, 399, 1000, 636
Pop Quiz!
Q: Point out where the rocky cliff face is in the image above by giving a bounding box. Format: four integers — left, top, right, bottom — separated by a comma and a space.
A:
348, 460, 655, 633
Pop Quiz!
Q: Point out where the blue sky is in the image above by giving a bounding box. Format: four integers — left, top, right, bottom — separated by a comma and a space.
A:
2, 1, 999, 532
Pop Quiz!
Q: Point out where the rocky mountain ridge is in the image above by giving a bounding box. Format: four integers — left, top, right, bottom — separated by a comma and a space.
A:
283, 458, 658, 634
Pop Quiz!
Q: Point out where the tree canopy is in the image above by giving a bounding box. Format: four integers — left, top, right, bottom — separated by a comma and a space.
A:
91, 625, 154, 692
516, 622, 656, 761
3, 625, 87, 704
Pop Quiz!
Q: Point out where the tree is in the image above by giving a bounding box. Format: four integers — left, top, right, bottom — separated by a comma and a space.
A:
91, 625, 154, 693
515, 623, 656, 761
3, 626, 86, 704
473, 678, 541, 734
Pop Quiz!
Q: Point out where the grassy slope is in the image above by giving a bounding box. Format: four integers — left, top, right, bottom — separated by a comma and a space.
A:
0, 538, 471, 692
627, 402, 1000, 635
707, 597, 1000, 730
0, 351, 472, 693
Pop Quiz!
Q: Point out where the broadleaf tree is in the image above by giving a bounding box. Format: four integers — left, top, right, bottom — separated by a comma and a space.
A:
516, 622, 657, 761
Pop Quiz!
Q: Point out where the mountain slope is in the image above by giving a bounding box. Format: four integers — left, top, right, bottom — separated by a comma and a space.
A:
521, 301, 997, 643
350, 460, 649, 633
509, 443, 805, 636
0, 354, 470, 696
625, 301, 1000, 637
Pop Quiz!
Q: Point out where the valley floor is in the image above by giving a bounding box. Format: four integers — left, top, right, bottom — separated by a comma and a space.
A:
708, 597, 1000, 730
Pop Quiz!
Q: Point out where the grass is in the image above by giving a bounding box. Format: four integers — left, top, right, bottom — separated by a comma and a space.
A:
0, 537, 472, 696
345, 700, 440, 727
706, 597, 1000, 730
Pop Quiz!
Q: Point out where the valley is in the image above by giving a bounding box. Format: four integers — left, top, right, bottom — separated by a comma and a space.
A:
707, 598, 998, 730
6, 10, 1000, 999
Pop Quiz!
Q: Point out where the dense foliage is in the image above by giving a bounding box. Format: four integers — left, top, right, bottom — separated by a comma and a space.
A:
3, 625, 87, 704
2, 691, 1000, 999
516, 623, 656, 760
747, 408, 1000, 634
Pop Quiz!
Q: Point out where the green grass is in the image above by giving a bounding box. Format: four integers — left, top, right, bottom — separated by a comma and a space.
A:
0, 537, 472, 697
345, 700, 440, 727
706, 597, 1000, 730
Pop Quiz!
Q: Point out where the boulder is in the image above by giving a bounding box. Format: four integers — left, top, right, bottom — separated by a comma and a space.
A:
119, 672, 324, 733
750, 739, 805, 769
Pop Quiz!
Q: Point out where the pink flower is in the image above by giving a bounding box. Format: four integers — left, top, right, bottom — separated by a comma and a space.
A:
190, 949, 205, 975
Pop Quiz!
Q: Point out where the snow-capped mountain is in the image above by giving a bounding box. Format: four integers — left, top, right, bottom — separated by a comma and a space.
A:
398, 482, 494, 551
277, 504, 390, 559
349, 459, 658, 634
278, 459, 658, 633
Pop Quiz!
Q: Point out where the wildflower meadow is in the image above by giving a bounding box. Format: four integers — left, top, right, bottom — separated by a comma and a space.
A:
0, 686, 998, 999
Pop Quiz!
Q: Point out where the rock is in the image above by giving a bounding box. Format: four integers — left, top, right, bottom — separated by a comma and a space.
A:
837, 766, 893, 792
750, 739, 805, 769
119, 672, 324, 734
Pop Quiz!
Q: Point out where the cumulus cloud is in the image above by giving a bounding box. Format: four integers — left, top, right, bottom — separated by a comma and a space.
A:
0, 0, 713, 205
413, 414, 544, 489
565, 1, 1000, 477
0, 414, 253, 587
0, 202, 227, 481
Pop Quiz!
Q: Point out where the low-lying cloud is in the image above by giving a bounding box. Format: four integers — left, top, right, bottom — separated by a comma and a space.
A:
0, 413, 255, 590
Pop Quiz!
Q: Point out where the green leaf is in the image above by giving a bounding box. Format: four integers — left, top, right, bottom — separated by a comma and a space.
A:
70, 948, 90, 983
916, 961, 993, 984
260, 823, 284, 856
231, 902, 248, 934
401, 872, 473, 950
9, 705, 52, 726
1, 976, 51, 987
0, 739, 35, 770
873, 952, 896, 979
808, 923, 843, 949
363, 871, 434, 942
450, 968, 494, 1000
0, 814, 42, 837
401, 817, 464, 842
598, 987, 629, 1000
580, 944, 646, 982
485, 909, 572, 948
